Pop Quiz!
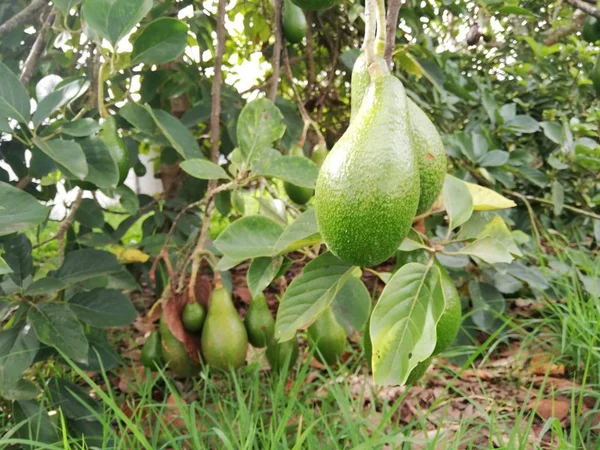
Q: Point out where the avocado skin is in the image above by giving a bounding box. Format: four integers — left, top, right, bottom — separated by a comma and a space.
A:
244, 293, 275, 348
350, 53, 386, 122
290, 0, 340, 11
282, 0, 307, 44
266, 336, 299, 373
182, 302, 206, 333
201, 287, 248, 371
308, 307, 346, 365
284, 146, 314, 204
141, 330, 163, 370
160, 316, 201, 377
315, 74, 420, 267
583, 17, 600, 43
408, 100, 446, 215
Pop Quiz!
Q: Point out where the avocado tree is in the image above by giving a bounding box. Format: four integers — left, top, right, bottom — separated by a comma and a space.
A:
0, 0, 599, 444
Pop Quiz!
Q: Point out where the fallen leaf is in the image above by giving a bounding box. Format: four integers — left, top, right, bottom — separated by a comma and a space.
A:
529, 398, 570, 421
529, 354, 565, 376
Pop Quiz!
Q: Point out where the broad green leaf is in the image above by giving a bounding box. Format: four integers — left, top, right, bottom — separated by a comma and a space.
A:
215, 255, 246, 271
464, 181, 516, 210
237, 98, 286, 167
74, 198, 105, 228
56, 249, 121, 285
477, 216, 522, 257
480, 150, 509, 167
0, 257, 11, 275
116, 185, 139, 214
75, 137, 120, 189
61, 118, 100, 137
74, 328, 121, 372
505, 261, 549, 290
498, 6, 536, 17
28, 303, 88, 363
273, 208, 321, 253
12, 400, 59, 445
0, 324, 40, 391
469, 280, 505, 333
275, 252, 356, 342
579, 273, 599, 297
443, 175, 473, 229
256, 155, 319, 188
330, 277, 371, 335
54, 0, 82, 15
2, 379, 40, 401
146, 107, 202, 159
33, 138, 88, 180
119, 102, 156, 134
370, 263, 444, 386
82, 0, 153, 47
47, 377, 101, 420
213, 215, 284, 260
3, 234, 33, 285
540, 121, 563, 145
247, 256, 283, 298
25, 278, 67, 296
503, 115, 539, 134
180, 159, 231, 180
0, 61, 30, 123
68, 288, 137, 327
456, 236, 514, 264
0, 182, 48, 237
552, 180, 564, 216
515, 166, 549, 188
32, 77, 88, 127
132, 18, 188, 65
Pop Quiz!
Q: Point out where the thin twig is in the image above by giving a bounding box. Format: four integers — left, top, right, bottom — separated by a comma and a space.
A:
305, 12, 316, 95
16, 176, 33, 190
384, 0, 403, 68
57, 190, 84, 264
506, 191, 600, 221
0, 0, 47, 39
564, 0, 600, 18
269, 0, 283, 102
20, 9, 55, 86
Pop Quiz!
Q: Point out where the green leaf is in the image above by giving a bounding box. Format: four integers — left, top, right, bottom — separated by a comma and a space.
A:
552, 180, 564, 216
146, 107, 202, 159
456, 236, 514, 264
116, 185, 139, 214
25, 278, 67, 296
479, 150, 509, 167
476, 216, 522, 257
56, 249, 121, 285
180, 159, 231, 180
273, 208, 321, 253
0, 323, 40, 391
0, 61, 30, 123
540, 121, 563, 145
330, 277, 371, 335
0, 256, 11, 275
68, 288, 136, 327
132, 18, 188, 65
2, 379, 40, 401
74, 328, 121, 372
75, 137, 120, 189
32, 138, 88, 180
443, 175, 473, 230
579, 273, 599, 297
370, 263, 444, 386
12, 400, 59, 445
502, 115, 540, 134
237, 98, 286, 167
82, 0, 153, 47
28, 303, 88, 363
247, 256, 283, 298
469, 280, 505, 333
32, 77, 88, 127
47, 377, 102, 420
516, 166, 549, 188
3, 234, 33, 285
54, 0, 82, 15
275, 252, 356, 342
74, 198, 105, 228
256, 155, 319, 188
0, 182, 49, 237
213, 215, 285, 260
61, 118, 100, 137
498, 6, 536, 17
120, 102, 156, 134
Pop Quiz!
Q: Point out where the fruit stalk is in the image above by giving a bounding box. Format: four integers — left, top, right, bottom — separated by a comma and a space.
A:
374, 0, 386, 57
363, 0, 385, 79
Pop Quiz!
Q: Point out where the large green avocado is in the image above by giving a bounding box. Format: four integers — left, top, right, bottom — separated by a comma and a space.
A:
159, 316, 201, 377
408, 100, 446, 215
290, 0, 340, 11
201, 287, 248, 371
282, 0, 307, 44
284, 146, 314, 205
583, 16, 600, 43
308, 306, 346, 365
315, 71, 420, 267
244, 293, 275, 348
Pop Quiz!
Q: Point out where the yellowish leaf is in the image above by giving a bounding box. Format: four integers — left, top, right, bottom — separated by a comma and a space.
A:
464, 182, 516, 211
107, 246, 150, 264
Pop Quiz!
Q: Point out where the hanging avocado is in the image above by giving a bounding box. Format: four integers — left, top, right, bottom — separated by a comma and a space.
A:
583, 16, 600, 43
290, 0, 340, 11
308, 307, 346, 365
266, 335, 299, 374
282, 0, 307, 44
160, 316, 201, 377
284, 146, 314, 205
244, 293, 275, 348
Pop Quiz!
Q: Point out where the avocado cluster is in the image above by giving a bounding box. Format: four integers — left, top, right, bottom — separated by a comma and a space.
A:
314, 54, 447, 267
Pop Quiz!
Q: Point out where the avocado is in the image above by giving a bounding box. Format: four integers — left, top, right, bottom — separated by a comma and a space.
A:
282, 0, 307, 44
284, 146, 314, 205
591, 53, 600, 95
315, 70, 420, 266
201, 287, 248, 371
159, 316, 201, 377
290, 0, 340, 11
244, 293, 275, 348
99, 116, 130, 185
141, 330, 163, 370
308, 306, 346, 365
350, 53, 385, 122
311, 145, 328, 167
266, 335, 299, 374
182, 302, 206, 333
583, 16, 600, 43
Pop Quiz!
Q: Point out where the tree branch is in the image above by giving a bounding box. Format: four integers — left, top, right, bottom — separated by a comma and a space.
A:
543, 12, 585, 45
20, 9, 55, 86
0, 0, 47, 39
269, 0, 283, 102
565, 0, 600, 18
384, 0, 403, 68
57, 190, 84, 264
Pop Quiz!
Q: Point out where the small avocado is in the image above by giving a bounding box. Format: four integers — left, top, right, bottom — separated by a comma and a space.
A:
290, 0, 340, 11
583, 16, 600, 43
244, 293, 275, 348
141, 330, 163, 370
284, 146, 314, 205
266, 335, 299, 374
308, 307, 347, 365
282, 0, 307, 44
311, 145, 328, 167
182, 302, 206, 333
159, 316, 201, 377
201, 287, 248, 371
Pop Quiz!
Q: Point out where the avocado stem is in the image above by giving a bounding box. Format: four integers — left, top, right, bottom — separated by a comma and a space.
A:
374, 0, 386, 58
363, 0, 377, 71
